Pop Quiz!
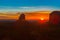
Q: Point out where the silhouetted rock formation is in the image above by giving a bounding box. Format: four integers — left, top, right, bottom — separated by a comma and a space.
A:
49, 11, 60, 25
19, 13, 25, 21
15, 13, 26, 24
14, 13, 26, 28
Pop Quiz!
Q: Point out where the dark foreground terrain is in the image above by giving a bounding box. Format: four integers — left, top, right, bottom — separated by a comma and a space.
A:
0, 20, 60, 40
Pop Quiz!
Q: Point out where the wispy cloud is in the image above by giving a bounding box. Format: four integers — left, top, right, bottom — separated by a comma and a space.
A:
0, 6, 59, 12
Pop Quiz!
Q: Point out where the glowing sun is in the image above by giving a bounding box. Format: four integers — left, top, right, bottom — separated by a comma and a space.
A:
40, 18, 44, 20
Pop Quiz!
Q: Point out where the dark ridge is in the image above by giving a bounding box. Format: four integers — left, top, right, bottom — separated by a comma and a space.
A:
50, 11, 60, 15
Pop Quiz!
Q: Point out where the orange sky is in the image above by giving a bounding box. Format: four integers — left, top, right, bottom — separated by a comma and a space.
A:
25, 11, 51, 20
0, 11, 51, 20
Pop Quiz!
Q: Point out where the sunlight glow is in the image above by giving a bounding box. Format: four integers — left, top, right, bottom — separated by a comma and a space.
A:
40, 18, 44, 20
39, 17, 47, 24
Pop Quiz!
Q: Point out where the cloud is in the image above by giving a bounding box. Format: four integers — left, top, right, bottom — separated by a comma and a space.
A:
0, 6, 59, 12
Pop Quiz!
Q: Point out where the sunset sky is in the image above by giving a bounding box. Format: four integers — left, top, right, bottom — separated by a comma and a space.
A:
25, 11, 51, 20
0, 11, 51, 20
0, 0, 60, 20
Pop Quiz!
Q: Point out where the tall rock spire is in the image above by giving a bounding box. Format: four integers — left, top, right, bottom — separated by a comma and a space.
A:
19, 13, 25, 21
